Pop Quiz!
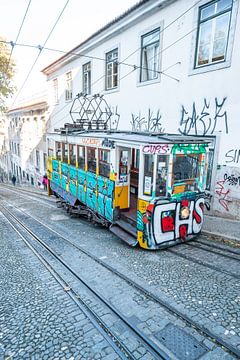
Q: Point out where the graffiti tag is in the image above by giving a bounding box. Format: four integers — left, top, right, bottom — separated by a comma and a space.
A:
223, 173, 240, 187
179, 97, 228, 136
142, 144, 170, 155
131, 108, 165, 133
225, 149, 240, 164
215, 180, 232, 212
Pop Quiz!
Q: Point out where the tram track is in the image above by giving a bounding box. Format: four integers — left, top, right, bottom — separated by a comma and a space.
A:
0, 202, 171, 360
0, 198, 239, 359
0, 184, 56, 208
167, 246, 240, 280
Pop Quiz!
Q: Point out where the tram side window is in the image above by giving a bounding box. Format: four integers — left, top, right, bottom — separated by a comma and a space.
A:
56, 142, 61, 160
62, 143, 68, 163
77, 145, 85, 169
143, 154, 154, 196
69, 144, 77, 166
173, 154, 200, 190
48, 148, 54, 157
99, 149, 110, 178
156, 155, 169, 197
87, 147, 96, 173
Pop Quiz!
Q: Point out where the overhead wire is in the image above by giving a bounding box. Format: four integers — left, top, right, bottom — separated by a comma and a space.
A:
4, 0, 230, 126
1, 0, 203, 97
11, 0, 70, 107
5, 0, 32, 75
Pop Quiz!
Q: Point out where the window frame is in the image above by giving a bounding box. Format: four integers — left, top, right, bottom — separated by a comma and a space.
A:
65, 71, 73, 101
105, 48, 119, 91
53, 78, 58, 104
82, 62, 91, 95
140, 27, 160, 83
189, 0, 237, 75
194, 0, 233, 69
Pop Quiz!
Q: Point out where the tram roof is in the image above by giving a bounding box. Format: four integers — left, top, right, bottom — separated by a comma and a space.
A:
49, 129, 213, 144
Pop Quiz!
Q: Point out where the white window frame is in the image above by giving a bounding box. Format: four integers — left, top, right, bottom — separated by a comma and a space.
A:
105, 48, 119, 91
53, 78, 58, 104
82, 62, 91, 95
140, 27, 160, 83
65, 71, 73, 101
189, 0, 238, 75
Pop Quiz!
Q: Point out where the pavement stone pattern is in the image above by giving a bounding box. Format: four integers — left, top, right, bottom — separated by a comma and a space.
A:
0, 213, 120, 360
0, 187, 239, 358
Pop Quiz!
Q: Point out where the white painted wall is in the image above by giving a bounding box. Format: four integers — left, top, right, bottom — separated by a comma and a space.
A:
44, 0, 240, 218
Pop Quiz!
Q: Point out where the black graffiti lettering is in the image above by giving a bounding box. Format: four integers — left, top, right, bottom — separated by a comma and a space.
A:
178, 97, 228, 136
223, 173, 240, 186
131, 108, 165, 133
225, 149, 240, 164
212, 97, 228, 134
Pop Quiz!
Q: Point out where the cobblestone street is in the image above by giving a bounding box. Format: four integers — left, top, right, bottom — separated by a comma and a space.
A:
0, 186, 239, 359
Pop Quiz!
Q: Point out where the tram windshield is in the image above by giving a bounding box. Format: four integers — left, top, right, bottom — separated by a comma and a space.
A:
172, 154, 200, 191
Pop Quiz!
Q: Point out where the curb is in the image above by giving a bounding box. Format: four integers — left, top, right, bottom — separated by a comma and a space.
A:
202, 230, 240, 246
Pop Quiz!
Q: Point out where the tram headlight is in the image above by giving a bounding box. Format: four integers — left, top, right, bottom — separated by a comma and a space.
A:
180, 206, 190, 219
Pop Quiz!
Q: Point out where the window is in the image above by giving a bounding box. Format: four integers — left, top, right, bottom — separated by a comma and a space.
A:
43, 153, 47, 171
82, 62, 91, 95
105, 48, 118, 90
65, 71, 72, 101
36, 150, 40, 169
87, 147, 96, 173
69, 144, 77, 166
195, 0, 232, 67
172, 154, 201, 192
53, 78, 58, 103
56, 142, 61, 160
143, 154, 154, 196
140, 28, 160, 82
62, 143, 68, 163
156, 155, 169, 197
99, 149, 110, 177
77, 145, 85, 169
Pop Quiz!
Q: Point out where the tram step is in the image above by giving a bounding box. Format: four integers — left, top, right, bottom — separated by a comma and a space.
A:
120, 214, 137, 227
115, 219, 137, 238
110, 224, 138, 247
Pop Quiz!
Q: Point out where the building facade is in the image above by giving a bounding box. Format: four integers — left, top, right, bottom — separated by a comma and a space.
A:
42, 0, 240, 219
1, 98, 49, 186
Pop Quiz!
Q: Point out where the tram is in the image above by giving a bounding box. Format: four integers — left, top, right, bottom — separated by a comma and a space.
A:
47, 127, 210, 250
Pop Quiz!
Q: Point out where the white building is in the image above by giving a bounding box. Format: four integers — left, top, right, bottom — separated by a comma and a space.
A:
42, 0, 240, 219
3, 98, 49, 186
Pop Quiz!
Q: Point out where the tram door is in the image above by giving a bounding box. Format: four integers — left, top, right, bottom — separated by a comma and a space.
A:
117, 147, 139, 218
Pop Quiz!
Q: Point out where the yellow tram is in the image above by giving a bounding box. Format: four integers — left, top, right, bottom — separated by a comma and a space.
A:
47, 128, 209, 250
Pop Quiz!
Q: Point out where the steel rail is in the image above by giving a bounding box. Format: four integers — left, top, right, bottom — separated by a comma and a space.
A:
196, 239, 240, 256
185, 242, 240, 262
1, 199, 239, 359
167, 248, 240, 280
0, 203, 169, 360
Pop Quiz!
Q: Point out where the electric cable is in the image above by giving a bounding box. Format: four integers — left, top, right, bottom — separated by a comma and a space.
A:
5, 0, 32, 74
11, 0, 70, 107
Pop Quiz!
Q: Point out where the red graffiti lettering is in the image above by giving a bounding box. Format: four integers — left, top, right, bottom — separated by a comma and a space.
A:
215, 180, 232, 212
179, 225, 187, 240
162, 216, 175, 232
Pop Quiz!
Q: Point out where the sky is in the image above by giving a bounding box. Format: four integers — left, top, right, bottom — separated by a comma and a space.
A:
0, 0, 138, 107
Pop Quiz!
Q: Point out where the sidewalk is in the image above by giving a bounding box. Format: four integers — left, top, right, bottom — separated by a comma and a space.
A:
202, 214, 240, 244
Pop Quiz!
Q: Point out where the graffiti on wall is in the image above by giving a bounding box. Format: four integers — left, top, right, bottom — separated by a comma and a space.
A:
178, 97, 228, 136
137, 197, 204, 248
225, 149, 240, 164
131, 108, 165, 133
214, 167, 240, 212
